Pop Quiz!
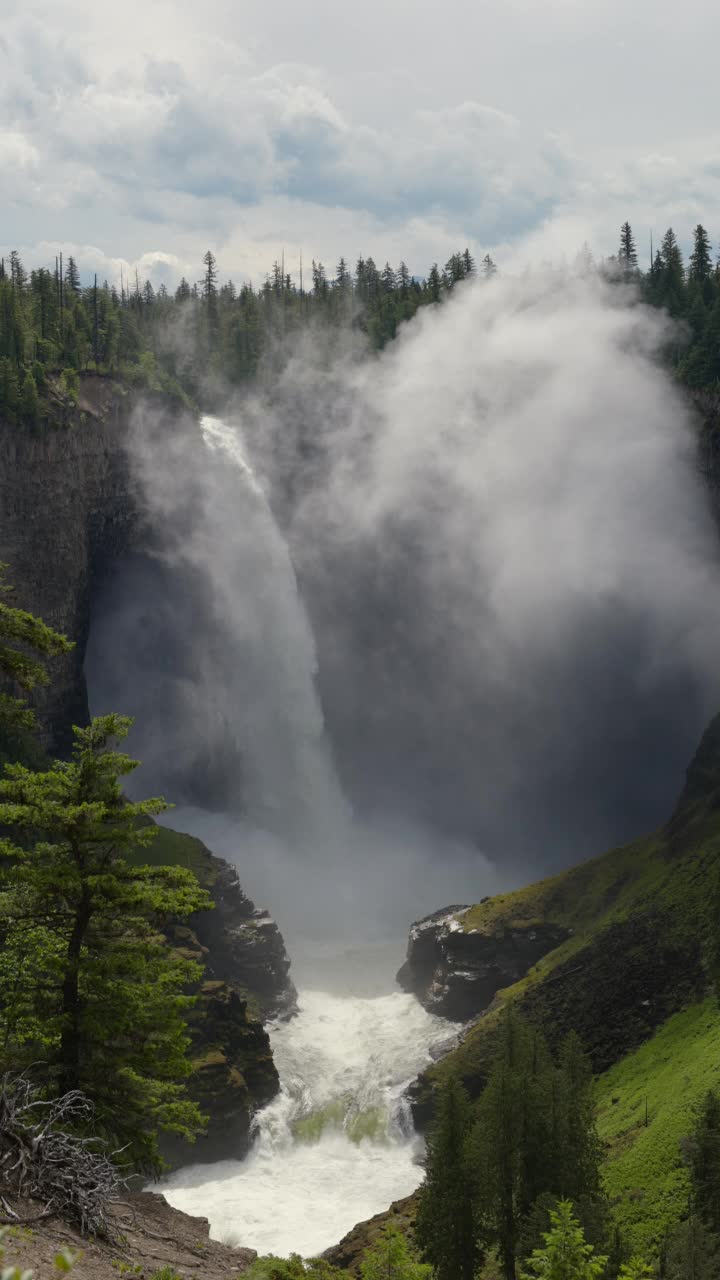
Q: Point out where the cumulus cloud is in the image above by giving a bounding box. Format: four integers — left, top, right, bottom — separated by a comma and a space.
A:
3, 0, 720, 286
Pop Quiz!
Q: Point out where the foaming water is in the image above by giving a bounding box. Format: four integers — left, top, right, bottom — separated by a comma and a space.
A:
160, 983, 459, 1257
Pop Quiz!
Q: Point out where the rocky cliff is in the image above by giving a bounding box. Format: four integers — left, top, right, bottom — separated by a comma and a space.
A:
0, 377, 140, 751
151, 826, 297, 1164
0, 381, 298, 1165
397, 904, 570, 1022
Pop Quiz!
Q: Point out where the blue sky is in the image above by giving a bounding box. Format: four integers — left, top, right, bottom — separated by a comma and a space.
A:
2, 0, 720, 287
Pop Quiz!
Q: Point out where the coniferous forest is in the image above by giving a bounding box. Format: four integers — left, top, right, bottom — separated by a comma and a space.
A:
2, 223, 720, 426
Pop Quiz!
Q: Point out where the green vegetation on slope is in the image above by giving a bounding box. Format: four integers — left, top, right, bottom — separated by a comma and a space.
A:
424, 716, 720, 1104
407, 714, 720, 1260
597, 999, 720, 1256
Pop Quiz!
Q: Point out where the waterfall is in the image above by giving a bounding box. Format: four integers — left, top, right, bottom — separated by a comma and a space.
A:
193, 414, 352, 845
161, 981, 459, 1258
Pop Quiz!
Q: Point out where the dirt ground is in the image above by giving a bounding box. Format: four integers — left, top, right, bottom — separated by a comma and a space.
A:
1, 1192, 257, 1280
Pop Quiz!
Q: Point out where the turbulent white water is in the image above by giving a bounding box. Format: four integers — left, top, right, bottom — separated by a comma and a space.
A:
161, 985, 458, 1258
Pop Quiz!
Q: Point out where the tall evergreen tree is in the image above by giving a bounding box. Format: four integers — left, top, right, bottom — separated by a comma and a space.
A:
64, 256, 81, 295
415, 1078, 481, 1280
619, 222, 638, 272
0, 715, 211, 1170
689, 225, 713, 283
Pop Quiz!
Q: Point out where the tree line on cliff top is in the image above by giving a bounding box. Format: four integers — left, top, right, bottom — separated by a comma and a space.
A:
1, 223, 720, 424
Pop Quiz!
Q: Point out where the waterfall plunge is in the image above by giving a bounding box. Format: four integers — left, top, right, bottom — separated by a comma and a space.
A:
194, 414, 352, 847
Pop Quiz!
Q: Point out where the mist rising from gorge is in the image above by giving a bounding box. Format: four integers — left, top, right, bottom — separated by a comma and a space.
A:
87, 268, 720, 933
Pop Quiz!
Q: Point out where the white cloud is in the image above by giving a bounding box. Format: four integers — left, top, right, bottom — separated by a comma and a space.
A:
2, 0, 720, 283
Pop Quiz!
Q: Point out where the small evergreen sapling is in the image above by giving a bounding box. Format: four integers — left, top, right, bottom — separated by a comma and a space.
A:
519, 1200, 607, 1280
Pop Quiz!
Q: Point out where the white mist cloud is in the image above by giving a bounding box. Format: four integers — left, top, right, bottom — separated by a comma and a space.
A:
87, 268, 720, 934
239, 271, 720, 863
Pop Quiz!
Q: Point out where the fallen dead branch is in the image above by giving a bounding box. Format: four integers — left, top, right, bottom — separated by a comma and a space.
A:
0, 1073, 123, 1237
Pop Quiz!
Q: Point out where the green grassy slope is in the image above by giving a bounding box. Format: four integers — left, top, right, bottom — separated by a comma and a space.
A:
596, 998, 720, 1255
404, 714, 720, 1250
418, 715, 720, 1110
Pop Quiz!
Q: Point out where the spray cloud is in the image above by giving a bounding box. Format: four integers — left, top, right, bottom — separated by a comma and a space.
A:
87, 268, 720, 936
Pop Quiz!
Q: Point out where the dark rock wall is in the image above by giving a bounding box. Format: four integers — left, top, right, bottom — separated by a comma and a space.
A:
0, 377, 137, 751
397, 904, 570, 1022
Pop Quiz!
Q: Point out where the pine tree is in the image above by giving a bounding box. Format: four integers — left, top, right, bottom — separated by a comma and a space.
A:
469, 1012, 531, 1278
659, 227, 686, 314
203, 249, 219, 340
482, 253, 498, 278
360, 1225, 431, 1280
619, 222, 638, 272
0, 565, 71, 744
65, 256, 81, 295
689, 225, 713, 283
556, 1033, 602, 1203
427, 264, 442, 303
519, 1201, 607, 1280
0, 715, 211, 1170
415, 1078, 481, 1280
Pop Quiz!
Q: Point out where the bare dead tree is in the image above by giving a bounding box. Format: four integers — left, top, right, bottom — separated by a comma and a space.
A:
0, 1074, 124, 1237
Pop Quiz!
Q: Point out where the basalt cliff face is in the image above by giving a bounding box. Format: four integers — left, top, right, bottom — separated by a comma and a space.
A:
0, 382, 297, 1164
160, 835, 297, 1165
0, 377, 139, 752
397, 904, 570, 1022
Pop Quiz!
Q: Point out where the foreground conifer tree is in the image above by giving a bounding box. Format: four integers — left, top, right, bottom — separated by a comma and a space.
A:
0, 564, 71, 763
0, 715, 211, 1170
415, 1077, 480, 1280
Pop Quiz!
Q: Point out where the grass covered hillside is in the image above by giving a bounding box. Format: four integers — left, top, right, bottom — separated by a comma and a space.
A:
410, 712, 720, 1254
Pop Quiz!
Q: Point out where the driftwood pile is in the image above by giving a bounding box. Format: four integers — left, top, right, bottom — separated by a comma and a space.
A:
0, 1074, 122, 1237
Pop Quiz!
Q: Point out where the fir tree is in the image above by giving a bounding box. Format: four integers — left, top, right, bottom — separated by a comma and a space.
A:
415, 1078, 481, 1280
619, 222, 638, 272
689, 225, 713, 283
519, 1201, 607, 1280
65, 256, 81, 295
360, 1226, 431, 1280
0, 715, 211, 1170
0, 565, 71, 744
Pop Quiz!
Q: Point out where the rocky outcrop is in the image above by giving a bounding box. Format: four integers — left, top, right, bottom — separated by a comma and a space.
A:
324, 1192, 419, 1275
153, 829, 297, 1165
397, 904, 570, 1022
193, 855, 297, 1021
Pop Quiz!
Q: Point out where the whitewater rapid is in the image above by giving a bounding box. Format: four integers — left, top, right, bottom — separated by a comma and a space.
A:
160, 984, 458, 1258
